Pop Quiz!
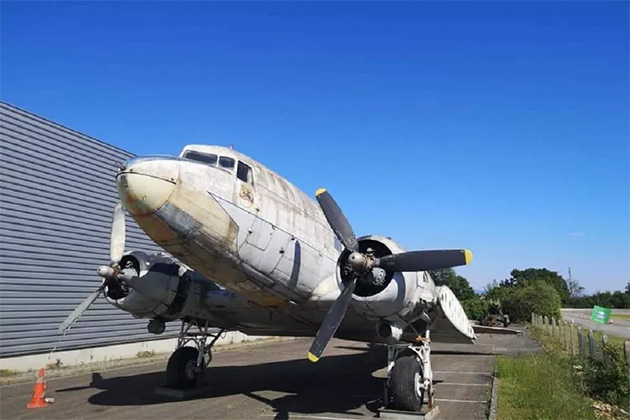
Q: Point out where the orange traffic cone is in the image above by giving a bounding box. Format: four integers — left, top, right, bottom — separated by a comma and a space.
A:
26, 368, 49, 408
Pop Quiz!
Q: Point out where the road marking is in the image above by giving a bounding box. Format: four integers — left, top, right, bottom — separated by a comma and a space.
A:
436, 382, 488, 386
261, 415, 361, 420
435, 398, 487, 403
434, 371, 492, 375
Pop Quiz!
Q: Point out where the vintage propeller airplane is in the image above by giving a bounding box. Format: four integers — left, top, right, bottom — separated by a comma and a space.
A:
59, 144, 479, 412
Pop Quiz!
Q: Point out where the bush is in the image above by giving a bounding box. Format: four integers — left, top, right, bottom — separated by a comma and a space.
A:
461, 297, 489, 320
502, 281, 561, 322
581, 341, 630, 410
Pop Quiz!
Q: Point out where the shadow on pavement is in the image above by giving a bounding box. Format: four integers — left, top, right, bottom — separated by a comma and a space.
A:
82, 351, 386, 417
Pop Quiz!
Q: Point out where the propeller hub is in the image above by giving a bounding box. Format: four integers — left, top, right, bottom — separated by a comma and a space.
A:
348, 252, 370, 272
97, 265, 115, 278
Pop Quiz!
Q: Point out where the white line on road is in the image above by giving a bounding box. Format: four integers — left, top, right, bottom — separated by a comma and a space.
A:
434, 371, 492, 375
436, 382, 488, 386
261, 415, 361, 420
435, 398, 487, 403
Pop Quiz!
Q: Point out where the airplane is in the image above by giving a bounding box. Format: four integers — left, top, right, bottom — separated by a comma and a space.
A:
59, 144, 480, 412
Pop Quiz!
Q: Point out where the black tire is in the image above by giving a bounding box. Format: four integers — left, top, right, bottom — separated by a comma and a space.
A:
388, 354, 424, 412
166, 347, 204, 389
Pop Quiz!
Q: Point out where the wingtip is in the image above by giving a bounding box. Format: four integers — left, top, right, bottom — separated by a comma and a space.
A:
464, 249, 473, 264
315, 188, 327, 197
308, 352, 320, 363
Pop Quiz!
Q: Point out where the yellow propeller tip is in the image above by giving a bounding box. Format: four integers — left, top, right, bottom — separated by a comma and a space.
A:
464, 249, 473, 264
308, 352, 320, 363
315, 188, 327, 197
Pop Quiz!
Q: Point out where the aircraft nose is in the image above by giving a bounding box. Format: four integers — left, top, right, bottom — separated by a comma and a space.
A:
116, 158, 179, 216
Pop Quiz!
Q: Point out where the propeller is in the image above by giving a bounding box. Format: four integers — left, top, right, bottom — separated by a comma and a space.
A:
308, 188, 473, 362
58, 202, 127, 334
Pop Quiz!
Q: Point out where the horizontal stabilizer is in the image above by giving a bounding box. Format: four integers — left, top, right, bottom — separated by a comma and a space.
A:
429, 286, 476, 344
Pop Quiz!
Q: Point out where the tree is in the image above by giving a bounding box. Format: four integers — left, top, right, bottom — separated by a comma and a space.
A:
484, 279, 499, 295
502, 281, 562, 322
507, 268, 570, 303
626, 281, 630, 295
567, 278, 585, 298
428, 268, 476, 301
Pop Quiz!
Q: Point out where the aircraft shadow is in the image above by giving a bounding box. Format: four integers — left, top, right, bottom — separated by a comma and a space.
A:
85, 351, 386, 417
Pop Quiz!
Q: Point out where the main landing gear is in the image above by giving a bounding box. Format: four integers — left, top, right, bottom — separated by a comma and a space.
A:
384, 331, 435, 413
165, 319, 225, 389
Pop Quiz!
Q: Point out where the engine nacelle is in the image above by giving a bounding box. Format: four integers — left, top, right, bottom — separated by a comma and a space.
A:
105, 251, 221, 322
336, 235, 436, 322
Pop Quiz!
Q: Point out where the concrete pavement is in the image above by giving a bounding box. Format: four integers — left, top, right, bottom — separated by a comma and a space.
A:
0, 331, 540, 420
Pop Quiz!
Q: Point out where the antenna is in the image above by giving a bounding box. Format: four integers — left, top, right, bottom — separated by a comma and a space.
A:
568, 266, 572, 282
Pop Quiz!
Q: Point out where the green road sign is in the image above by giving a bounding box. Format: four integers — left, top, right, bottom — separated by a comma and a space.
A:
591, 305, 611, 324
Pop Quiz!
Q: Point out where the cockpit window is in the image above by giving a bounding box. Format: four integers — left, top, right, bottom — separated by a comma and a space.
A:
237, 161, 253, 184
218, 156, 235, 171
184, 151, 218, 166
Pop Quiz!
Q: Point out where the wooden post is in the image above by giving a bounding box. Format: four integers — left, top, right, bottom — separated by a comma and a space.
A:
588, 329, 597, 360
577, 327, 584, 357
602, 335, 609, 366
624, 341, 630, 396
570, 323, 575, 355
551, 317, 556, 337
544, 315, 548, 331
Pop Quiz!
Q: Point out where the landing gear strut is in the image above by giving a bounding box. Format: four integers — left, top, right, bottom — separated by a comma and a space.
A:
385, 331, 434, 412
165, 319, 225, 389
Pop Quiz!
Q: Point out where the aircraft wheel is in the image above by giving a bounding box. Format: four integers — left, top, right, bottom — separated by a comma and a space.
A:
388, 353, 424, 412
166, 346, 205, 389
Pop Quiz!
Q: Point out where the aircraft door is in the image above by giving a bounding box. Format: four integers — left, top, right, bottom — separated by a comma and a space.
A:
234, 161, 284, 274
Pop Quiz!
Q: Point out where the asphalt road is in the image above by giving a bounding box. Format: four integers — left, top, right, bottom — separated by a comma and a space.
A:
561, 309, 630, 340
1, 332, 540, 420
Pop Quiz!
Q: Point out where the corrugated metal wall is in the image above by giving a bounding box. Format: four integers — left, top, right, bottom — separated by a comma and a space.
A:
0, 102, 180, 357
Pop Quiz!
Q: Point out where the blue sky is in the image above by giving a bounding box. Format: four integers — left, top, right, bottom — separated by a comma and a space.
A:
2, 2, 628, 293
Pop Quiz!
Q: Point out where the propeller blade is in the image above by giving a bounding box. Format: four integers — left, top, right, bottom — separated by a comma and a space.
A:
375, 249, 473, 272
315, 189, 359, 252
308, 278, 357, 362
110, 202, 126, 264
58, 285, 105, 334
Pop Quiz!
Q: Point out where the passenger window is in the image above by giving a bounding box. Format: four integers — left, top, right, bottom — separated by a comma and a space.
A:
184, 151, 217, 166
237, 161, 253, 184
218, 156, 235, 171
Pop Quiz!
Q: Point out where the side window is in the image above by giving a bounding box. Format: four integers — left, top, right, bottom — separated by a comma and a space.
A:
184, 151, 217, 166
237, 161, 253, 184
218, 156, 235, 171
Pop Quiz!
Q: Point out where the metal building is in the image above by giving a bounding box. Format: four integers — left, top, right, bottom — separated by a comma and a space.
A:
0, 101, 179, 358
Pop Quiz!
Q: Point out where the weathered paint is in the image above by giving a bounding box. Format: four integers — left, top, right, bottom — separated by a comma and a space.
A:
116, 144, 475, 343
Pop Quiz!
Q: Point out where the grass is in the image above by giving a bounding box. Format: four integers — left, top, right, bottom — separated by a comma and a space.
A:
46, 359, 64, 370
528, 323, 630, 418
496, 353, 598, 420
0, 369, 19, 377
612, 314, 630, 322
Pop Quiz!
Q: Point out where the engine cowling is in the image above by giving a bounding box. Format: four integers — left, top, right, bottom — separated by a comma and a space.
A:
105, 251, 221, 321
336, 235, 436, 321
